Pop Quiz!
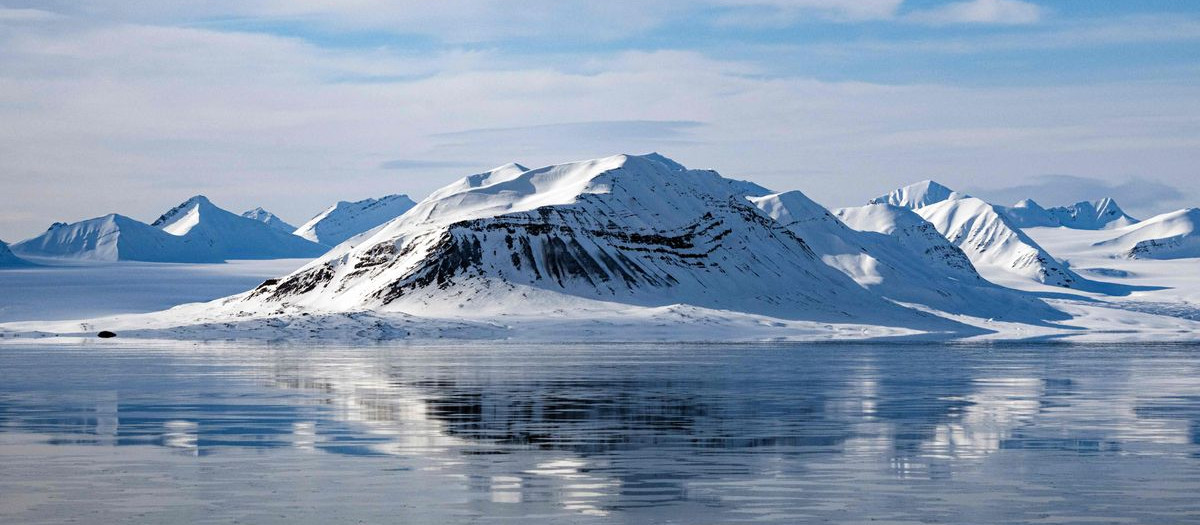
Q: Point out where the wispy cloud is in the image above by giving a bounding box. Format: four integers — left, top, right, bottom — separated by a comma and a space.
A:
378, 159, 481, 170
0, 1, 1198, 241
433, 120, 704, 141
709, 0, 904, 25
0, 7, 61, 22
906, 0, 1043, 26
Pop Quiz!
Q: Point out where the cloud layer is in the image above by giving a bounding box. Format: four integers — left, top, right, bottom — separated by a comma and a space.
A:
0, 1, 1197, 240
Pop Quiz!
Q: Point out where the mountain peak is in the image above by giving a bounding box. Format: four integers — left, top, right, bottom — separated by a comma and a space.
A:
1012, 198, 1044, 210
180, 195, 214, 207
241, 207, 297, 233
870, 179, 967, 209
152, 195, 219, 233
638, 152, 687, 171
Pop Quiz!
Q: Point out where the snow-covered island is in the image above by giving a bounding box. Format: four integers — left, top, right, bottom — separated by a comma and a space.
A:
2, 153, 1198, 343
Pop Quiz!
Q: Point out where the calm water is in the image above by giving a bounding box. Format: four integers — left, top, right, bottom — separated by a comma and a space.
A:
1, 342, 1199, 524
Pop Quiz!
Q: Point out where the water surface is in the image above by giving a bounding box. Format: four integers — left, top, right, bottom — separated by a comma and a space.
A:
2, 342, 1199, 523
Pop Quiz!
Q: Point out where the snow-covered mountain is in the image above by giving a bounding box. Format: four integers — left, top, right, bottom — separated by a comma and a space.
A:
869, 180, 966, 209
1000, 198, 1137, 230
749, 192, 1063, 323
237, 154, 962, 328
998, 199, 1059, 228
0, 239, 34, 267
1093, 208, 1200, 260
241, 207, 296, 233
293, 194, 417, 247
152, 196, 326, 260
1049, 198, 1137, 229
878, 187, 1082, 287
12, 214, 222, 262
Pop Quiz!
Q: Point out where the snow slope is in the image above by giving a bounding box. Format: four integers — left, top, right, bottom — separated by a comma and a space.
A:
869, 180, 966, 209
1001, 198, 1138, 230
1093, 208, 1200, 260
293, 194, 417, 247
241, 207, 296, 233
0, 240, 33, 268
910, 197, 1083, 288
749, 195, 1065, 324
12, 214, 223, 263
153, 196, 326, 260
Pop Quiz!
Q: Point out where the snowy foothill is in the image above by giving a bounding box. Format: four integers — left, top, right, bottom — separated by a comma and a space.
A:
1, 153, 1198, 343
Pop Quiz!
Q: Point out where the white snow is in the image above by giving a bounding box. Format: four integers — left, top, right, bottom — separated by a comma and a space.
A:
293, 194, 417, 247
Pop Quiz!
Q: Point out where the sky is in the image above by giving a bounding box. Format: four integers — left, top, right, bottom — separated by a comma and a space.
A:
0, 0, 1198, 241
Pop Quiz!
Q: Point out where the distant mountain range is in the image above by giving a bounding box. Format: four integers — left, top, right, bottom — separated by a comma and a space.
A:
999, 198, 1138, 230
4, 153, 1198, 342
8, 193, 422, 264
11, 196, 325, 263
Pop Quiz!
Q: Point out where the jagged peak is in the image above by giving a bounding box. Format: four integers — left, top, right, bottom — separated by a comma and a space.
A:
1091, 197, 1131, 218
152, 195, 217, 228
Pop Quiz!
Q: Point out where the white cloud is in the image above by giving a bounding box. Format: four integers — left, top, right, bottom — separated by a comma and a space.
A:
710, 0, 904, 22
0, 7, 61, 22
906, 0, 1043, 25
0, 3, 1196, 240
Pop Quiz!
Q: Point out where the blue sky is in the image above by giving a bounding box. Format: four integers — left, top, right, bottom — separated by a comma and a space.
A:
0, 0, 1198, 240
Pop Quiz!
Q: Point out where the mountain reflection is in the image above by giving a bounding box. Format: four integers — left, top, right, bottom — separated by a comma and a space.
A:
2, 343, 1200, 521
